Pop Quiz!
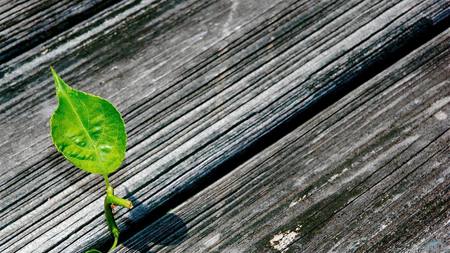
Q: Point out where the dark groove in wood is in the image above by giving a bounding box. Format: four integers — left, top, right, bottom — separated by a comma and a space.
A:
116, 30, 449, 252
103, 16, 449, 250
0, 0, 124, 65
287, 129, 447, 250
1, 1, 448, 251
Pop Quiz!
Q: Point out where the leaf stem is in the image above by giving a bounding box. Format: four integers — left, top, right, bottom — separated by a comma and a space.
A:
103, 174, 110, 189
104, 196, 120, 240
101, 174, 132, 252
107, 195, 133, 209
110, 237, 119, 251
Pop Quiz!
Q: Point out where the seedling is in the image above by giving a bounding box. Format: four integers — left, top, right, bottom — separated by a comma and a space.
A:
49, 67, 132, 252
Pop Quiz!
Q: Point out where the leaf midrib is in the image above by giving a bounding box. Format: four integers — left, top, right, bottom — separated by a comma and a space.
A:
60, 90, 101, 162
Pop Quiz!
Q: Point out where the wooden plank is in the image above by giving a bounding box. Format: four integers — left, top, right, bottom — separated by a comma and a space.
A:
0, 0, 286, 251
0, 0, 448, 252
116, 31, 450, 252
0, 0, 126, 64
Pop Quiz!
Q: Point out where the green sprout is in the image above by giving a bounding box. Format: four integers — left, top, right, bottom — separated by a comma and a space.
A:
49, 67, 132, 252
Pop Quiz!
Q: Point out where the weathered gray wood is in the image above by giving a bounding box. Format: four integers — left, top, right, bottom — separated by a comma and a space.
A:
116, 31, 450, 252
0, 0, 285, 251
0, 0, 124, 64
0, 0, 448, 252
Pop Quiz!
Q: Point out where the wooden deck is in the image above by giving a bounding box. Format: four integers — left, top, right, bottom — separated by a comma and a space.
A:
0, 1, 448, 252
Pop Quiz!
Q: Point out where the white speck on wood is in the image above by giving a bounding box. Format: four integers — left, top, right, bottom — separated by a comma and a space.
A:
203, 233, 221, 248
270, 230, 299, 252
378, 223, 388, 232
226, 247, 244, 253
434, 111, 447, 121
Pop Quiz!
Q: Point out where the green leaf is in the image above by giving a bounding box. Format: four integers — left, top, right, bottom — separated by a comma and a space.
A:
50, 67, 126, 175
85, 249, 102, 253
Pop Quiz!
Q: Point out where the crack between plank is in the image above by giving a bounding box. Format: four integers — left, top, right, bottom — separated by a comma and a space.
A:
101, 10, 450, 252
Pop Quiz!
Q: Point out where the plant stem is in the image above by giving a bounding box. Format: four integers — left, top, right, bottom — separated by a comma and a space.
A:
107, 195, 133, 209
102, 174, 132, 252
111, 237, 118, 251
103, 174, 110, 189
104, 196, 120, 242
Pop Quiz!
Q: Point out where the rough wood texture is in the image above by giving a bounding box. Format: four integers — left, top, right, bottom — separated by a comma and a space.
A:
117, 31, 450, 253
0, 0, 123, 64
0, 0, 448, 252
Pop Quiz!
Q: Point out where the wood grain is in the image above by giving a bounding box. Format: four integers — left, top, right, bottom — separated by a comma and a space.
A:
116, 30, 450, 252
0, 0, 448, 252
0, 0, 124, 64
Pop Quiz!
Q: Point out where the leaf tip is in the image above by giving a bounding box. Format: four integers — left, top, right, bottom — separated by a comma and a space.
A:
50, 65, 57, 80
50, 66, 68, 93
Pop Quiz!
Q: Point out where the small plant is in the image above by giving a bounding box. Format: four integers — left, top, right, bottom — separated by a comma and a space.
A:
49, 67, 132, 252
